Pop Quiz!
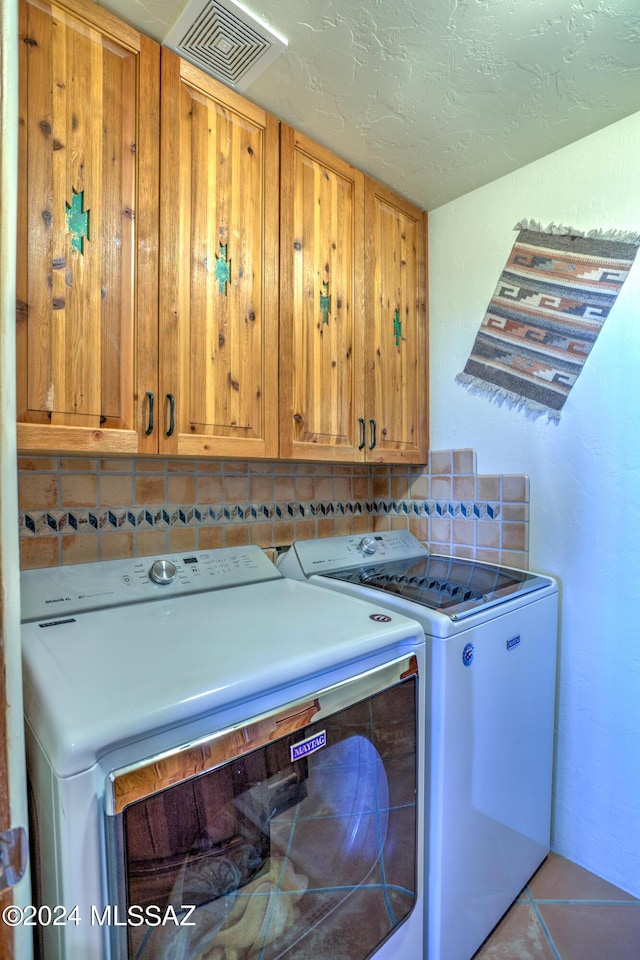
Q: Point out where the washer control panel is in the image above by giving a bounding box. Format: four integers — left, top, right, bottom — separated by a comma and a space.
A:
278, 531, 429, 578
21, 546, 282, 622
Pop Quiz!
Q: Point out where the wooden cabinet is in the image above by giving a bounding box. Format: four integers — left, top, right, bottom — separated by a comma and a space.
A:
16, 0, 427, 464
158, 52, 280, 459
16, 0, 160, 455
280, 125, 428, 463
364, 178, 428, 463
279, 126, 365, 461
16, 3, 278, 460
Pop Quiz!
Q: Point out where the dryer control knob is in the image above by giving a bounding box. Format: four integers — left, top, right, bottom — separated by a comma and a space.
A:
149, 559, 177, 585
358, 536, 378, 556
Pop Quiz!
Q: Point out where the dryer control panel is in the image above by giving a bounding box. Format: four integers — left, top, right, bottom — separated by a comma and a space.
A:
21, 546, 281, 621
278, 531, 429, 578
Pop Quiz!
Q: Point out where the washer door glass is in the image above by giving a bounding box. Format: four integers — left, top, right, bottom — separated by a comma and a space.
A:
107, 660, 418, 960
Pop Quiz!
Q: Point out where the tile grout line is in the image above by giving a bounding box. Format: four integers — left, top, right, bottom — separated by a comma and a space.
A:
523, 887, 564, 960
531, 898, 640, 906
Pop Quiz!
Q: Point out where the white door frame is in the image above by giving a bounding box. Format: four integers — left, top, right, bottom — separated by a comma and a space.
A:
1, 0, 33, 956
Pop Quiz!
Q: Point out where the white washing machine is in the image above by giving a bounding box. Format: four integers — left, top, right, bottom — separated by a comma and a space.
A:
278, 531, 559, 960
21, 545, 426, 960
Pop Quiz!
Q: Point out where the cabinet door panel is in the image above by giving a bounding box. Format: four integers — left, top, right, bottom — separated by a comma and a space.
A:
364, 180, 428, 463
280, 126, 364, 461
16, 0, 159, 454
159, 53, 279, 459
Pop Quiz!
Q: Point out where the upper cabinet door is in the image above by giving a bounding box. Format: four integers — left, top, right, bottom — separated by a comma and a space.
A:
279, 126, 365, 461
159, 52, 280, 459
364, 179, 428, 464
16, 0, 160, 455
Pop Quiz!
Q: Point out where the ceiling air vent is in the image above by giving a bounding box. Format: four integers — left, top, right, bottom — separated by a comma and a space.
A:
163, 0, 287, 92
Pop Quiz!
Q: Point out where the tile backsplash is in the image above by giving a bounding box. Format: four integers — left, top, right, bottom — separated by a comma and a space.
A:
18, 449, 529, 569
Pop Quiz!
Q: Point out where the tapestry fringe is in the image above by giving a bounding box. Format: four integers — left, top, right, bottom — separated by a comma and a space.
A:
514, 218, 640, 247
455, 372, 561, 423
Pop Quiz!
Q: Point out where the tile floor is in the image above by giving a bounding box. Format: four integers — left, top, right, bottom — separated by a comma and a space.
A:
472, 852, 640, 960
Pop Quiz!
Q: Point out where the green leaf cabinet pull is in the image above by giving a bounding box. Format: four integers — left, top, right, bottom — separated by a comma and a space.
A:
145, 391, 154, 436
393, 309, 402, 346
215, 243, 231, 296
65, 187, 90, 254
369, 419, 377, 450
358, 418, 366, 450
320, 281, 331, 325
166, 394, 175, 437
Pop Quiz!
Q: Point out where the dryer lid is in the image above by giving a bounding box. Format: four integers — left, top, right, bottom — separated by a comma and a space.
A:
21, 576, 422, 777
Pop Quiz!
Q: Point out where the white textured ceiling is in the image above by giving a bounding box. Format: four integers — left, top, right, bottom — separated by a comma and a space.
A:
102, 0, 640, 210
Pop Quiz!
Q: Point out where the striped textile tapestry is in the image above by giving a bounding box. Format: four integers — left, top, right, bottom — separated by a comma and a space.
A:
456, 221, 640, 420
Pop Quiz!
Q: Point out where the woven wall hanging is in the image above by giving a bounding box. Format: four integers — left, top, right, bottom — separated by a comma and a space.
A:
456, 220, 640, 420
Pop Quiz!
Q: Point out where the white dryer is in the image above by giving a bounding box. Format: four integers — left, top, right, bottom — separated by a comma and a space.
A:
21, 545, 426, 960
278, 531, 559, 960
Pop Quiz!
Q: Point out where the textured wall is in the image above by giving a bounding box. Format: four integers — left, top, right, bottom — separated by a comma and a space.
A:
106, 0, 640, 210
429, 111, 640, 897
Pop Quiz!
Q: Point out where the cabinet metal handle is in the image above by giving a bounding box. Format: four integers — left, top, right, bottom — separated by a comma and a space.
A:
145, 391, 154, 436
369, 418, 377, 451
166, 393, 175, 437
358, 418, 366, 450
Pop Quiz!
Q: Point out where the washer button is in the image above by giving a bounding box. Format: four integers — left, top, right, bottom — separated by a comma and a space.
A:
359, 536, 378, 556
149, 559, 177, 585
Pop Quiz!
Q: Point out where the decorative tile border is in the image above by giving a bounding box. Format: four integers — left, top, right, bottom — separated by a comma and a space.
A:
19, 498, 503, 537
17, 451, 529, 569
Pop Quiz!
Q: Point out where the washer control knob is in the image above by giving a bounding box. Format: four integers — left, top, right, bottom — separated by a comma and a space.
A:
149, 559, 177, 585
358, 536, 378, 556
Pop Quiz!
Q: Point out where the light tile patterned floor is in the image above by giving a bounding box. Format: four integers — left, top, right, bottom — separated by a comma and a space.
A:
472, 852, 640, 960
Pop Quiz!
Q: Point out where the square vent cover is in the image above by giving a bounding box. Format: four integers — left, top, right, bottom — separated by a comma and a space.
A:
163, 0, 287, 92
